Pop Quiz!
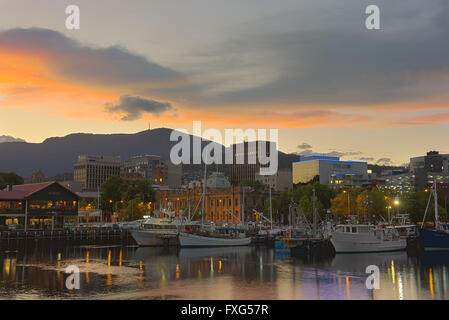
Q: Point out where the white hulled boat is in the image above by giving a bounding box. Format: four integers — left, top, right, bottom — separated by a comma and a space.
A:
131, 217, 178, 246
179, 227, 251, 247
330, 224, 406, 253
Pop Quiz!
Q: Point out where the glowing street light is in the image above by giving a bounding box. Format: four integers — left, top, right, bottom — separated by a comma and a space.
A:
394, 195, 400, 205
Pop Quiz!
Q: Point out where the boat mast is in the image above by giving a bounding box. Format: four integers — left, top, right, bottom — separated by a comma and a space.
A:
434, 180, 440, 231
201, 157, 207, 226
312, 188, 317, 237
421, 183, 434, 228
269, 182, 273, 230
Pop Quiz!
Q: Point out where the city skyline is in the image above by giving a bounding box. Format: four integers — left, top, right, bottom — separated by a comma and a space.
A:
1, 0, 448, 165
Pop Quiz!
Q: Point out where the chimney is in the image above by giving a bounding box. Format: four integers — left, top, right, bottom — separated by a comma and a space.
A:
7, 185, 12, 191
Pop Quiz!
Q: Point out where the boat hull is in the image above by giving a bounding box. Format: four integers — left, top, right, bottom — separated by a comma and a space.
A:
418, 229, 449, 251
330, 232, 406, 253
179, 232, 251, 247
131, 230, 178, 247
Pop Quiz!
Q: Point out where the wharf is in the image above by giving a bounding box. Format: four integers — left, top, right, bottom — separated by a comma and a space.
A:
0, 229, 137, 248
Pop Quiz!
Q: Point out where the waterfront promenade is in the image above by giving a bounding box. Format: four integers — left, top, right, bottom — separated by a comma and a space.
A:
0, 228, 136, 247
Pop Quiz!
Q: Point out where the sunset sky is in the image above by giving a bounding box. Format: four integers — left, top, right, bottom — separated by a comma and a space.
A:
0, 0, 448, 165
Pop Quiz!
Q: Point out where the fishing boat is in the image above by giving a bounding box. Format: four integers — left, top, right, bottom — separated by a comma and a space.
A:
330, 223, 406, 253
418, 180, 449, 251
131, 216, 178, 246
388, 214, 417, 239
179, 226, 251, 247
178, 158, 251, 248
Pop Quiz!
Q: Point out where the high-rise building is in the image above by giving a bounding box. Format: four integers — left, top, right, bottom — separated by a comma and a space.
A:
230, 141, 276, 184
292, 155, 368, 187
122, 155, 182, 187
410, 151, 449, 190
73, 155, 121, 192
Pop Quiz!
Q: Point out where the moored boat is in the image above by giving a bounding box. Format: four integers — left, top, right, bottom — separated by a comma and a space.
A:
179, 232, 251, 247
419, 227, 449, 251
418, 180, 449, 251
131, 217, 178, 246
330, 224, 406, 253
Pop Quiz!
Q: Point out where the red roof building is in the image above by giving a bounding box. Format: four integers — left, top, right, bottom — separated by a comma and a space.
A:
0, 182, 80, 230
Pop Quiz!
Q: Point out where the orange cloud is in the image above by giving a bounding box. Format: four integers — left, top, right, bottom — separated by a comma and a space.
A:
0, 28, 448, 132
0, 50, 115, 119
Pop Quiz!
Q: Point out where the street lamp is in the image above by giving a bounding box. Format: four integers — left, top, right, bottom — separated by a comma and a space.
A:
343, 190, 350, 216
394, 196, 400, 216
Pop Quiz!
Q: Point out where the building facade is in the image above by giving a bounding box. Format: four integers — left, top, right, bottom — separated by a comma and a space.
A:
156, 184, 278, 224
410, 151, 449, 190
292, 155, 368, 187
255, 169, 292, 192
0, 182, 79, 230
73, 155, 121, 192
206, 172, 231, 188
380, 171, 416, 194
122, 155, 182, 187
230, 141, 276, 184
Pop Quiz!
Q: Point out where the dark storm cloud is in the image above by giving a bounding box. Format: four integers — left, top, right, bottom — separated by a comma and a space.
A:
297, 143, 313, 150
105, 95, 172, 121
0, 28, 182, 86
2, 1, 448, 113
294, 149, 363, 157
376, 158, 392, 165
359, 157, 375, 161
202, 0, 449, 106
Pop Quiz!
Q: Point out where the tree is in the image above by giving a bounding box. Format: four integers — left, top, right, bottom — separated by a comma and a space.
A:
354, 188, 387, 222
100, 176, 127, 212
405, 190, 448, 224
330, 190, 356, 219
272, 182, 336, 222
118, 197, 146, 221
122, 179, 155, 203
271, 191, 291, 222
101, 176, 156, 215
241, 179, 265, 191
0, 172, 24, 189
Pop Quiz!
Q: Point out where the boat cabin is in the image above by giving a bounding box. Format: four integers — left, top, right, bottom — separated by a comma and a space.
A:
335, 224, 400, 241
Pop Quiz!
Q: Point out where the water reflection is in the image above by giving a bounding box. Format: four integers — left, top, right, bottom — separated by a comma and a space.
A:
1, 244, 449, 300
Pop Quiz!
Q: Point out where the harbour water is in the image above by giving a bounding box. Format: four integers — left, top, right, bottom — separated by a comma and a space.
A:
1, 245, 448, 300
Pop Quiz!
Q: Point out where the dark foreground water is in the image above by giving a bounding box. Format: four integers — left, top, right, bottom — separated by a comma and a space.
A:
1, 244, 449, 300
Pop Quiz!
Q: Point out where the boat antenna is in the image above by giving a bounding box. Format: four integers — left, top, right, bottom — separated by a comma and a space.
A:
421, 182, 434, 228
434, 180, 440, 231
201, 154, 208, 226
312, 188, 317, 237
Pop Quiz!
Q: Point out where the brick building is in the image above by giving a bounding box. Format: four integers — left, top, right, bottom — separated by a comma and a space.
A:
156, 184, 278, 224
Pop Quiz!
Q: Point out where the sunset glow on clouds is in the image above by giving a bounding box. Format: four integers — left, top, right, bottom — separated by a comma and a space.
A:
0, 0, 448, 164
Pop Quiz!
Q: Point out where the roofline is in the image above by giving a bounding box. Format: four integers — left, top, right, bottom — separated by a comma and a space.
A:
3, 181, 81, 200
293, 159, 367, 164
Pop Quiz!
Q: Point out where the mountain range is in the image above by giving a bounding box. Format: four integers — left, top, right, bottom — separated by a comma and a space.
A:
0, 128, 299, 178
0, 135, 26, 143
